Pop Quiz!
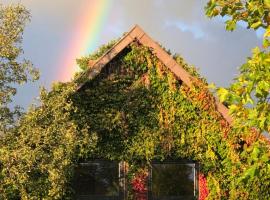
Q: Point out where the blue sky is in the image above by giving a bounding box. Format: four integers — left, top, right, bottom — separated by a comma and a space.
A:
2, 0, 262, 109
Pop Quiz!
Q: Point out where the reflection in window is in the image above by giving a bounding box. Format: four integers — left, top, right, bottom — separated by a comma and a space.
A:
151, 163, 196, 200
72, 161, 120, 200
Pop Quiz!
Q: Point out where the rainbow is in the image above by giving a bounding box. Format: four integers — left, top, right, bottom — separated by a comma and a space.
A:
58, 0, 112, 82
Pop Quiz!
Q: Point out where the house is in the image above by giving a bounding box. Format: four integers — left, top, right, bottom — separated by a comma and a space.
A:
70, 25, 233, 200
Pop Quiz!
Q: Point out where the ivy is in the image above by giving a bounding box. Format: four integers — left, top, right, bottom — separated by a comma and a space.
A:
0, 40, 269, 199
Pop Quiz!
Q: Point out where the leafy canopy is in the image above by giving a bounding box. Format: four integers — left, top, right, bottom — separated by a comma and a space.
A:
0, 4, 39, 134
206, 0, 270, 134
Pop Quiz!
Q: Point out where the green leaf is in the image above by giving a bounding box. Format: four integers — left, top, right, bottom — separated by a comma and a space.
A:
250, 21, 262, 29
244, 165, 257, 178
264, 27, 270, 38
229, 104, 238, 115
251, 147, 261, 160
205, 1, 217, 17
263, 38, 270, 48
248, 109, 258, 120
259, 116, 266, 129
208, 83, 216, 90
264, 0, 270, 8
261, 153, 269, 162
243, 94, 254, 105
218, 87, 229, 102
226, 20, 236, 31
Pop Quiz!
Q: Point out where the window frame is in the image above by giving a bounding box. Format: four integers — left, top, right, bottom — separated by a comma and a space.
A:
148, 160, 199, 200
72, 160, 125, 200
73, 160, 198, 200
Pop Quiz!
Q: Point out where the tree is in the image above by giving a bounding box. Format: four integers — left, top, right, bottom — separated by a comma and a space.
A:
205, 0, 270, 134
0, 3, 39, 134
0, 83, 97, 199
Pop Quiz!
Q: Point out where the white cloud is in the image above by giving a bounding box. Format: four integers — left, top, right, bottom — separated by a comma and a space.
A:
165, 21, 205, 39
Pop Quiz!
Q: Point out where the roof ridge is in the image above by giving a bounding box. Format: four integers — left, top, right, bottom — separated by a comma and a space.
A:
76, 25, 232, 124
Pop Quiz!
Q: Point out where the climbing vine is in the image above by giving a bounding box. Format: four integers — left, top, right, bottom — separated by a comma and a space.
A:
0, 39, 269, 199
199, 173, 209, 200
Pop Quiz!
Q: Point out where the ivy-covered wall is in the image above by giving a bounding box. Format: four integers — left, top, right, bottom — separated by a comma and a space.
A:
0, 40, 269, 200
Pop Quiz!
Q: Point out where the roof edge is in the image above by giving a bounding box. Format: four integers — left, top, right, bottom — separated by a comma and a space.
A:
76, 25, 233, 124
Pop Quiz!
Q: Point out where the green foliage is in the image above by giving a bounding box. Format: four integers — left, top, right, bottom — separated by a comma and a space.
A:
205, 0, 269, 30
205, 0, 270, 135
1, 41, 269, 199
76, 39, 118, 70
0, 82, 97, 199
205, 1, 270, 198
0, 3, 39, 134
219, 47, 270, 133
0, 2, 268, 200
205, 0, 270, 47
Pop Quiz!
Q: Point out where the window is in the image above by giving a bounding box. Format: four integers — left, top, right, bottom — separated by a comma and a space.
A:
149, 162, 197, 200
72, 161, 122, 200
72, 160, 198, 200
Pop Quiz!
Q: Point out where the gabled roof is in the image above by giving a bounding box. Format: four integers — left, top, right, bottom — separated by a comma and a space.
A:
78, 25, 232, 124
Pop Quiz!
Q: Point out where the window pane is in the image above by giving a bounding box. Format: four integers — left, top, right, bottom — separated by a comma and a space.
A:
152, 163, 195, 200
73, 161, 119, 200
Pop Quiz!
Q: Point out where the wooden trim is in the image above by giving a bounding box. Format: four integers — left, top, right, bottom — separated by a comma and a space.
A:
77, 25, 233, 124
215, 100, 233, 124
138, 28, 193, 86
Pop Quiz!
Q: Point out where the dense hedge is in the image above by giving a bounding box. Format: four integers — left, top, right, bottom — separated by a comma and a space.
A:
0, 41, 269, 199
